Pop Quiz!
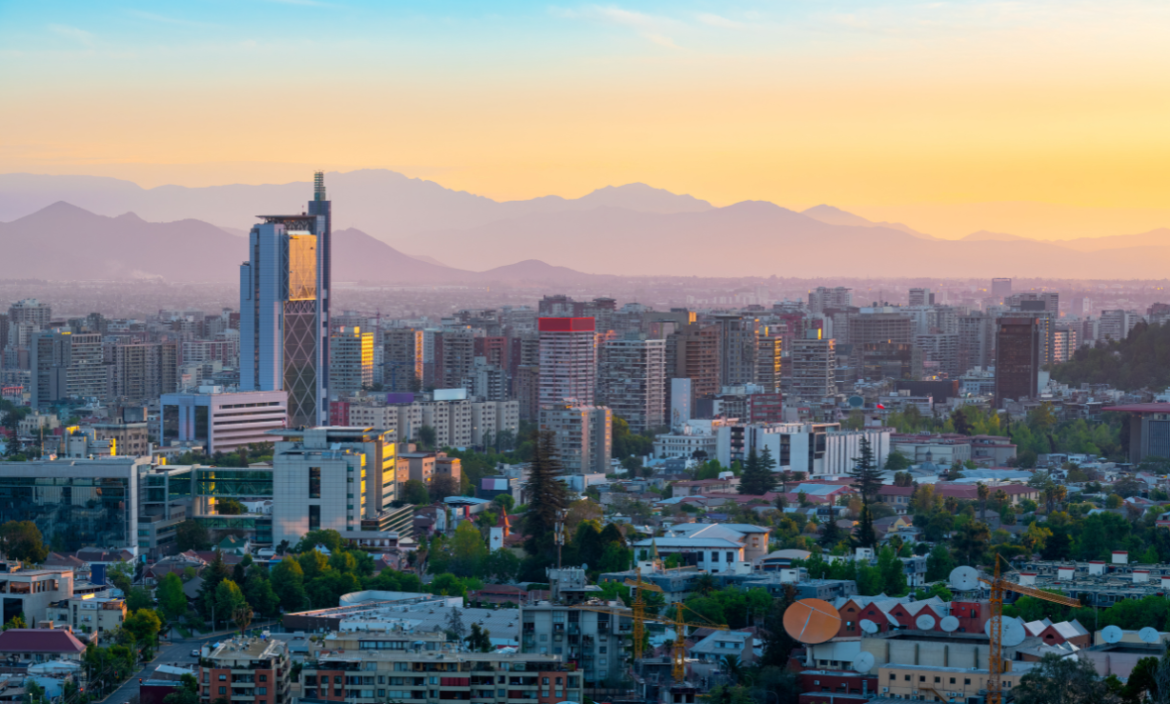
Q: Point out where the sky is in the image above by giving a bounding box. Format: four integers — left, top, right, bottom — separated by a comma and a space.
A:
3, 0, 1170, 239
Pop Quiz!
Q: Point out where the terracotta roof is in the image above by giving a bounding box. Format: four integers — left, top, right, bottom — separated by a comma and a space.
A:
878, 485, 915, 496
0, 629, 87, 654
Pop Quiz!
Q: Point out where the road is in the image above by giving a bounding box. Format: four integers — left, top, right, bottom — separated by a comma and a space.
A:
99, 633, 223, 704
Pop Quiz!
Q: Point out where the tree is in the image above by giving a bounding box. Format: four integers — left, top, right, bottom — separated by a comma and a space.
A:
884, 451, 912, 470
233, 601, 254, 635
465, 622, 492, 652
445, 608, 466, 643
893, 471, 914, 487
163, 675, 199, 704
126, 587, 153, 612
876, 546, 908, 596
738, 448, 771, 496
418, 425, 437, 450
176, 520, 211, 551
522, 431, 569, 558
123, 608, 163, 648
270, 557, 308, 612
448, 522, 488, 577
2, 614, 25, 630
401, 480, 430, 505
493, 494, 515, 512
109, 560, 135, 594
977, 483, 990, 520
157, 573, 187, 620
483, 549, 520, 582
214, 580, 246, 629
848, 438, 883, 548
0, 521, 46, 564
430, 474, 461, 502
953, 521, 991, 566
217, 498, 246, 516
243, 568, 281, 618
1014, 653, 1120, 704
819, 519, 846, 550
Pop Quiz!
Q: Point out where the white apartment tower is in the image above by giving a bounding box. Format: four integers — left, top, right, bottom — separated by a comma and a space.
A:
538, 317, 597, 408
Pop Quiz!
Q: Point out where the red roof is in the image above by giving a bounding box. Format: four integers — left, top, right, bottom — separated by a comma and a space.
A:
537, 317, 595, 332
878, 485, 915, 496
1103, 404, 1170, 413
0, 629, 87, 654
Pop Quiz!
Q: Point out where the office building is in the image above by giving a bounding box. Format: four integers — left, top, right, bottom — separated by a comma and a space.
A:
808, 287, 853, 314
908, 288, 935, 306
199, 636, 290, 704
914, 333, 960, 378
539, 403, 612, 474
30, 332, 106, 408
1100, 309, 1141, 342
113, 342, 178, 403
330, 327, 374, 396
957, 312, 993, 374
382, 328, 422, 393
597, 335, 666, 433
160, 389, 289, 455
849, 309, 913, 345
239, 173, 331, 428
7, 299, 51, 330
0, 457, 147, 551
715, 314, 757, 387
270, 426, 398, 545
991, 278, 1012, 301
858, 342, 923, 381
788, 331, 836, 400
538, 317, 597, 407
995, 316, 1041, 406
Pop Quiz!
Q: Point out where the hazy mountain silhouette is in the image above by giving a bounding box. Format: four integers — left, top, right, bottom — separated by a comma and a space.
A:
961, 230, 1033, 242
1054, 228, 1170, 252
801, 204, 936, 240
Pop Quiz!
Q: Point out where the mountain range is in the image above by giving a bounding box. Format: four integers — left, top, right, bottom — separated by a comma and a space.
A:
1, 170, 1169, 280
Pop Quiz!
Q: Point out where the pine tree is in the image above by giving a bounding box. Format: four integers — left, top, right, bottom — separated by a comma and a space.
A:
739, 447, 776, 496
848, 438, 882, 549
522, 431, 569, 557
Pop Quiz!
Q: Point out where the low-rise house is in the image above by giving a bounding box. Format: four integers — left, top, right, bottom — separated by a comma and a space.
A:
45, 596, 126, 638
0, 628, 87, 663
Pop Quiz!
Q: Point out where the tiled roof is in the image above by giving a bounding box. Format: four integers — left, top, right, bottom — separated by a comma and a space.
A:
0, 629, 86, 654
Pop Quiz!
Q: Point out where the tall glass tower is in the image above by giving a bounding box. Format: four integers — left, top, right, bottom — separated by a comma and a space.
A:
239, 173, 332, 428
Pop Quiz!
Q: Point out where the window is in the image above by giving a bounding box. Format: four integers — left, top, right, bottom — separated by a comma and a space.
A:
309, 467, 321, 498
309, 505, 320, 530
259, 675, 267, 682
934, 677, 940, 683
219, 688, 226, 695
321, 677, 329, 685
257, 688, 267, 695
904, 675, 910, 681
950, 678, 955, 684
919, 676, 925, 682
888, 675, 895, 681
965, 679, 971, 685
219, 675, 227, 681
711, 551, 718, 562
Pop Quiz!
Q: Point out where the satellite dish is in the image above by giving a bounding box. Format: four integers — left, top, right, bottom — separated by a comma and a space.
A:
940, 616, 960, 633
783, 598, 842, 645
1102, 626, 1124, 644
1140, 627, 1160, 644
916, 615, 936, 631
860, 619, 879, 634
853, 652, 876, 673
949, 566, 980, 591
985, 617, 1027, 647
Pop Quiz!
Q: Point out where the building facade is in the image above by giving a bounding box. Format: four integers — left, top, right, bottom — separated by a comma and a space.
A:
597, 336, 665, 433
538, 317, 597, 408
160, 390, 289, 455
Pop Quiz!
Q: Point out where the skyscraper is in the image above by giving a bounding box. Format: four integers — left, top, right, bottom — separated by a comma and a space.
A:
714, 314, 757, 388
597, 335, 666, 433
239, 173, 331, 428
330, 326, 374, 396
991, 278, 1013, 302
538, 317, 597, 408
995, 316, 1040, 407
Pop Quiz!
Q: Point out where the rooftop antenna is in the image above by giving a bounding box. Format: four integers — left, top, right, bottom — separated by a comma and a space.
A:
314, 171, 326, 201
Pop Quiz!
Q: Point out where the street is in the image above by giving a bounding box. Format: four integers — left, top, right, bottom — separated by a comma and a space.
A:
99, 633, 218, 704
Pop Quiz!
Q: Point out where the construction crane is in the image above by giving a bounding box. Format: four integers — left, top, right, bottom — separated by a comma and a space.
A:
571, 598, 727, 683
624, 566, 663, 660
978, 556, 1081, 704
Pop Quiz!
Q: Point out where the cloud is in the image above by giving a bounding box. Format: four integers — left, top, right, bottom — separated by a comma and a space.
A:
125, 10, 219, 29
553, 5, 683, 48
696, 13, 747, 30
48, 24, 95, 47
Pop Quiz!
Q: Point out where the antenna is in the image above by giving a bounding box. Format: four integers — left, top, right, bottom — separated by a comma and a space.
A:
860, 619, 878, 634
949, 566, 980, 591
915, 615, 936, 631
852, 652, 875, 673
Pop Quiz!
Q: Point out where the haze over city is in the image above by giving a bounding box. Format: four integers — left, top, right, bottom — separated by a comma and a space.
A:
4, 4, 1170, 704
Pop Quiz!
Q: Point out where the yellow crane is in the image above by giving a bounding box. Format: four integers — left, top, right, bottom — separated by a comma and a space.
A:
624, 566, 663, 660
572, 597, 728, 683
979, 556, 1081, 704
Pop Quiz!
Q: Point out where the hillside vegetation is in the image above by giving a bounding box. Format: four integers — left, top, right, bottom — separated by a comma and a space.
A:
1051, 321, 1170, 391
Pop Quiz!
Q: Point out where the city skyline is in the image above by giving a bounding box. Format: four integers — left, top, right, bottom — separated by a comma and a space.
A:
5, 1, 1170, 240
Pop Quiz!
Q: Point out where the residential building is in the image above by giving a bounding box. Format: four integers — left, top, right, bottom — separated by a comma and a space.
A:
238, 173, 332, 428
666, 322, 721, 400
441, 330, 477, 393
652, 419, 719, 460
849, 309, 913, 345
715, 315, 757, 387
597, 335, 666, 433
521, 603, 627, 683
113, 342, 179, 403
914, 333, 960, 379
30, 332, 106, 408
716, 422, 891, 477
198, 636, 290, 704
808, 287, 853, 314
91, 421, 151, 457
858, 342, 923, 381
539, 403, 612, 474
538, 317, 597, 408
991, 278, 1013, 301
382, 328, 423, 393
269, 426, 398, 545
0, 629, 86, 664
45, 595, 126, 637
1100, 309, 1141, 342
0, 563, 76, 624
330, 327, 374, 397
7, 300, 51, 331
995, 316, 1040, 407
1053, 325, 1078, 363
788, 331, 836, 401
160, 390, 289, 455
755, 331, 782, 394
908, 288, 934, 306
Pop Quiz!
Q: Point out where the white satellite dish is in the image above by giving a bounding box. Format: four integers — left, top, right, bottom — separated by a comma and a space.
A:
1102, 625, 1124, 644
916, 614, 936, 630
985, 617, 1027, 647
949, 566, 980, 591
860, 619, 878, 634
853, 652, 876, 674
1140, 627, 1160, 644
940, 616, 960, 633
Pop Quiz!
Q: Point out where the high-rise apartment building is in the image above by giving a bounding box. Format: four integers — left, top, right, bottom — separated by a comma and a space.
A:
30, 332, 106, 408
199, 637, 291, 704
1100, 309, 1141, 342
330, 327, 374, 396
1053, 326, 1078, 363
755, 332, 783, 394
539, 403, 612, 474
849, 309, 913, 345
597, 335, 666, 433
914, 333, 960, 378
808, 287, 853, 314
538, 317, 597, 408
715, 314, 757, 387
239, 173, 331, 428
858, 342, 923, 381
957, 311, 993, 373
908, 288, 935, 306
991, 278, 1013, 302
270, 426, 397, 545
113, 342, 178, 403
666, 322, 721, 399
440, 330, 477, 393
382, 328, 423, 392
7, 299, 51, 330
788, 331, 836, 400
995, 316, 1040, 407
